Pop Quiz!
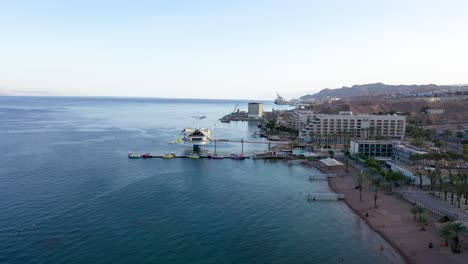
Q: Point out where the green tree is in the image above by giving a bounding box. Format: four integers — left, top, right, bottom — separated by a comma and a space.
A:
365, 158, 380, 169
357, 172, 364, 202
328, 150, 334, 158
434, 140, 444, 148
412, 136, 425, 148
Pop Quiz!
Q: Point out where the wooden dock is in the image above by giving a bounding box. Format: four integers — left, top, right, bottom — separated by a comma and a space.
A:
307, 192, 345, 201
308, 173, 337, 180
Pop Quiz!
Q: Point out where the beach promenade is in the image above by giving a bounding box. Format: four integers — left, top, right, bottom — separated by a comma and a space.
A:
324, 161, 468, 264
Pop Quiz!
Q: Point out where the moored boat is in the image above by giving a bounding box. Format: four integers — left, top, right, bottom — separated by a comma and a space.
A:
212, 153, 224, 159
141, 153, 151, 158
187, 153, 199, 159
170, 138, 182, 144
163, 152, 175, 159
230, 154, 245, 160
128, 152, 141, 158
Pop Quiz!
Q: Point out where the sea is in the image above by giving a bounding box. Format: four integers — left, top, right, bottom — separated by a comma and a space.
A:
0, 96, 404, 264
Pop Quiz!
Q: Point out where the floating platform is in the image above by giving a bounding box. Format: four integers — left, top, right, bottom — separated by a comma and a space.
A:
307, 192, 345, 201
308, 173, 337, 181
128, 153, 250, 159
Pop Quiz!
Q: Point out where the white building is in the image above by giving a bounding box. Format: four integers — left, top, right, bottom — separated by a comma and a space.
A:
299, 112, 406, 140
392, 144, 428, 164
248, 102, 264, 118
287, 110, 315, 130
350, 140, 395, 158
425, 109, 444, 114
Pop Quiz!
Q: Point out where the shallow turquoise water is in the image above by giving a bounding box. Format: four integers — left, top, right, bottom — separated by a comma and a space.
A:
0, 97, 403, 263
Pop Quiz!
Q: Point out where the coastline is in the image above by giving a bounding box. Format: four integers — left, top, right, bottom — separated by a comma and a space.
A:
327, 177, 410, 264
321, 161, 468, 264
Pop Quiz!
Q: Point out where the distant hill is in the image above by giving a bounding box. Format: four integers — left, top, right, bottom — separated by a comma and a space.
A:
300, 83, 457, 100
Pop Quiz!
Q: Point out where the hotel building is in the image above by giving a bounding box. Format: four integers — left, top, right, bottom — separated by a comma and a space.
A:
298, 111, 406, 140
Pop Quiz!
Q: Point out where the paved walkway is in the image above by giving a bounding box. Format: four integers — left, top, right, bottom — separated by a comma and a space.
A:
396, 187, 468, 224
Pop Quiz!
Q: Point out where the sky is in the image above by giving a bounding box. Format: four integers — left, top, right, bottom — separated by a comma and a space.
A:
1, 0, 468, 99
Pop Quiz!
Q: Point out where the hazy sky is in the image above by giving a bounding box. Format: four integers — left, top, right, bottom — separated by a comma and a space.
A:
1, 0, 468, 99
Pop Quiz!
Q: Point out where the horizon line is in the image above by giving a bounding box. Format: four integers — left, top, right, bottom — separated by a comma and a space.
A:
0, 94, 275, 102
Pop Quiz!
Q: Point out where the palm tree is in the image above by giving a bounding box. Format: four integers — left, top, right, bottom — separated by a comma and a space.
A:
357, 172, 364, 202
440, 223, 452, 246
452, 174, 465, 208
373, 178, 382, 208
443, 129, 451, 151
414, 166, 424, 189
410, 205, 425, 222
345, 157, 349, 173
443, 222, 466, 253
427, 169, 438, 194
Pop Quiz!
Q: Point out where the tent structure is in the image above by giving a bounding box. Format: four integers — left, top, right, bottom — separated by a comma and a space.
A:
301, 152, 319, 158
319, 158, 344, 167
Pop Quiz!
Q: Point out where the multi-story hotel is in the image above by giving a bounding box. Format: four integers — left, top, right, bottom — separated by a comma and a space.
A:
350, 140, 395, 158
298, 111, 406, 140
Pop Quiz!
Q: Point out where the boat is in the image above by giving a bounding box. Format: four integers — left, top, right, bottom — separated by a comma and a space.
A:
212, 153, 224, 159
181, 128, 211, 146
274, 92, 289, 105
163, 153, 175, 159
128, 152, 141, 158
230, 154, 245, 160
187, 153, 199, 159
141, 153, 151, 158
170, 138, 182, 144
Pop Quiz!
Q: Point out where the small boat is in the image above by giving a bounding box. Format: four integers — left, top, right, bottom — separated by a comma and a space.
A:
230, 154, 245, 160
141, 153, 151, 159
170, 138, 182, 144
212, 153, 224, 159
163, 153, 175, 159
128, 152, 141, 158
187, 153, 199, 159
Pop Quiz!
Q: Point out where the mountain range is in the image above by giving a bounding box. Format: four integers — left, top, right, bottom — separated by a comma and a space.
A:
299, 83, 458, 100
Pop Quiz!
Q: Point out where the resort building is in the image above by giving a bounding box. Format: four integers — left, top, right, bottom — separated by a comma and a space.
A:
350, 140, 395, 158
287, 110, 315, 130
425, 108, 444, 114
298, 112, 406, 140
248, 102, 264, 118
392, 144, 428, 165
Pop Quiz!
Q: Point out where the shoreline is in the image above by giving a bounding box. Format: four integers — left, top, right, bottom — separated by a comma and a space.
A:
320, 160, 468, 264
327, 177, 410, 264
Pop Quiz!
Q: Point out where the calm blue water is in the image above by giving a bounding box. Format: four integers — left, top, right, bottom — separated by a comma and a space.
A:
0, 97, 403, 264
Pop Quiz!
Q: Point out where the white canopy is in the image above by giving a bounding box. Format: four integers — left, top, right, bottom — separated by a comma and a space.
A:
302, 152, 319, 158
319, 158, 344, 167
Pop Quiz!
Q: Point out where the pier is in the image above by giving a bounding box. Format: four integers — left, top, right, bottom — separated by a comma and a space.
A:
307, 192, 345, 201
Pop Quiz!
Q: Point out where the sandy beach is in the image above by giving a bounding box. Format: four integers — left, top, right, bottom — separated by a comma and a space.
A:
309, 160, 468, 264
